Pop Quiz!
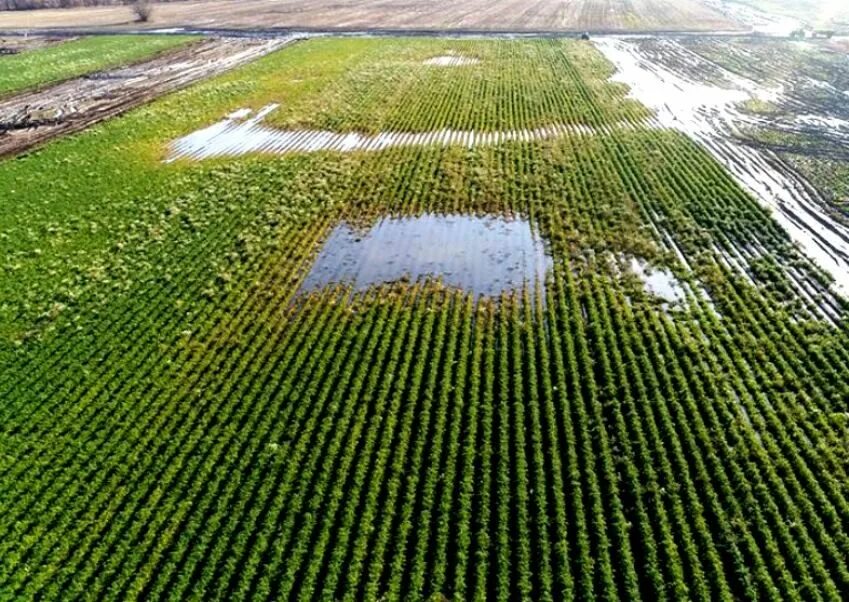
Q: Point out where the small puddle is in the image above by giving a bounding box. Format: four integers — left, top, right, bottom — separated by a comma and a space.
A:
629, 257, 687, 304
299, 214, 552, 299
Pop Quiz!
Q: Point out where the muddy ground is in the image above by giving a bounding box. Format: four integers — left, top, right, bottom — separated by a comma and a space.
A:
671, 37, 849, 201
0, 0, 740, 33
0, 34, 67, 53
596, 35, 849, 309
0, 36, 292, 157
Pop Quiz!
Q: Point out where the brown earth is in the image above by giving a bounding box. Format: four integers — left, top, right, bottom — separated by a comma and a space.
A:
0, 0, 742, 32
0, 34, 68, 52
0, 36, 292, 157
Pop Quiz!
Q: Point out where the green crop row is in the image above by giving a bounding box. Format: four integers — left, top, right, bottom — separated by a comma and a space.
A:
2, 36, 849, 601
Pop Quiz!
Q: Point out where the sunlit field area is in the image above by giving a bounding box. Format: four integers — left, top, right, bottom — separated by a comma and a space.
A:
2, 36, 849, 600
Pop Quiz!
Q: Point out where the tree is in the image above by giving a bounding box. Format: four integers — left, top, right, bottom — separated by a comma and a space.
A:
132, 0, 152, 22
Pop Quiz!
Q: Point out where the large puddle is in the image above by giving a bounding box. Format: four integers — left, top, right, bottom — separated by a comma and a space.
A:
298, 214, 552, 298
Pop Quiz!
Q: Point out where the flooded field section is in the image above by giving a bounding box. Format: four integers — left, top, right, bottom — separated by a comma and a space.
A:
298, 214, 552, 299
167, 105, 628, 161
0, 37, 292, 158
702, 0, 804, 36
679, 36, 849, 209
596, 36, 849, 300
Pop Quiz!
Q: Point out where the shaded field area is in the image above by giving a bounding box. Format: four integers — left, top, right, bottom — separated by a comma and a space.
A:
2, 37, 849, 601
0, 0, 741, 32
0, 34, 191, 97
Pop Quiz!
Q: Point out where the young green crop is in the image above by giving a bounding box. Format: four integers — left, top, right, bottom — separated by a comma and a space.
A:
0, 35, 196, 97
2, 35, 849, 602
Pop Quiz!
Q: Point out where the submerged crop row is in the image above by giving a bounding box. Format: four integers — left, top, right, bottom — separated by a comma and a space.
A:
1, 37, 849, 600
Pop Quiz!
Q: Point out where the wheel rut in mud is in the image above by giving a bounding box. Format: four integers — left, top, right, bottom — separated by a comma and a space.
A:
0, 36, 295, 158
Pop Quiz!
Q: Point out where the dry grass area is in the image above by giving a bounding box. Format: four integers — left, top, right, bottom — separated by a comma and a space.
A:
0, 0, 741, 32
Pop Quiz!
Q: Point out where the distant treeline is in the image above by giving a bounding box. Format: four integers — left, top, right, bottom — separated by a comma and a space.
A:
0, 0, 180, 10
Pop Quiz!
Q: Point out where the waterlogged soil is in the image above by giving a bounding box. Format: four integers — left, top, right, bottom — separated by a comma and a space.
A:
167, 103, 631, 161
701, 0, 804, 35
299, 214, 552, 299
0, 37, 292, 158
680, 38, 849, 208
423, 55, 480, 66
596, 36, 849, 298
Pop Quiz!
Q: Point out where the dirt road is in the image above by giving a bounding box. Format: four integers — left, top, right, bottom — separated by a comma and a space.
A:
0, 0, 741, 33
0, 36, 293, 157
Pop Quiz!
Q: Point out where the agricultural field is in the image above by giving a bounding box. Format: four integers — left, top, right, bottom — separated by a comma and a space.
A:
0, 36, 289, 157
3, 34, 849, 601
598, 35, 849, 287
0, 0, 740, 32
0, 34, 193, 97
684, 36, 849, 209
714, 0, 849, 30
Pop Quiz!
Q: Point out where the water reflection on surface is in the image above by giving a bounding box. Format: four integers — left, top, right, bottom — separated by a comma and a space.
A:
628, 256, 687, 305
299, 214, 552, 299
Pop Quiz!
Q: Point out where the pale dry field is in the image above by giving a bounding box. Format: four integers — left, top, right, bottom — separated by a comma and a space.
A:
729, 0, 849, 28
0, 0, 741, 32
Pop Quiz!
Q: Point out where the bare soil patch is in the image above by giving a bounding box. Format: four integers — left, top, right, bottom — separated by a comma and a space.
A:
0, 36, 291, 157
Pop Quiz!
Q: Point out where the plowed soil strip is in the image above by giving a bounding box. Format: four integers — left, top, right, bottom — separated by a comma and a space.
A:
0, 37, 294, 158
